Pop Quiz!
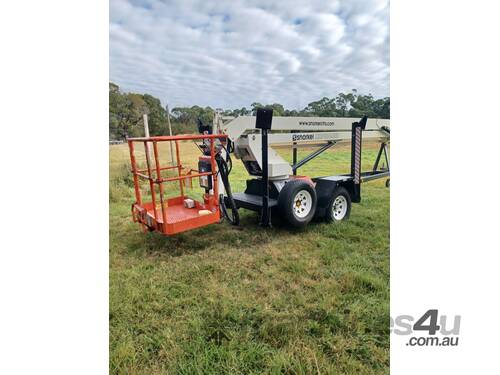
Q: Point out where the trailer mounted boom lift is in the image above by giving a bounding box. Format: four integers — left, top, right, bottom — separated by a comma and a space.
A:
127, 110, 390, 235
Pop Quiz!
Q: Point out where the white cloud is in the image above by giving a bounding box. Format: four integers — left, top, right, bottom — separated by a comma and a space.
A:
110, 0, 389, 109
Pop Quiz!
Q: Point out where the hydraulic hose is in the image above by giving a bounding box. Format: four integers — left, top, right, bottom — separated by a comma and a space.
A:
216, 151, 240, 226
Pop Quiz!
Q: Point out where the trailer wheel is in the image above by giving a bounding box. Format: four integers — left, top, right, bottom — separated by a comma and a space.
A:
325, 187, 351, 223
278, 179, 317, 228
385, 179, 390, 188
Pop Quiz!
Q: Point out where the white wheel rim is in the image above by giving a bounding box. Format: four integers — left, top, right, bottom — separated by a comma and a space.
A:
292, 190, 312, 218
332, 195, 348, 220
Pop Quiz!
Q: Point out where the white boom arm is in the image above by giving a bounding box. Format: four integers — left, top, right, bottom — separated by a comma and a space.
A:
215, 113, 390, 180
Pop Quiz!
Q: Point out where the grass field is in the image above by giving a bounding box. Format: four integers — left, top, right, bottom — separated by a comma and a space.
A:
109, 140, 389, 374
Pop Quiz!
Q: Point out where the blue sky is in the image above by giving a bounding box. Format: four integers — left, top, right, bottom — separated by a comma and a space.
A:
110, 0, 389, 109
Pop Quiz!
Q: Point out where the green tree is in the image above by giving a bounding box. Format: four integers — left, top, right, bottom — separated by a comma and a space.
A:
303, 97, 338, 117
143, 94, 167, 136
335, 92, 356, 117
170, 105, 215, 134
250, 102, 285, 116
109, 83, 143, 139
347, 94, 390, 119
109, 82, 390, 139
349, 94, 376, 118
222, 107, 252, 117
373, 97, 390, 118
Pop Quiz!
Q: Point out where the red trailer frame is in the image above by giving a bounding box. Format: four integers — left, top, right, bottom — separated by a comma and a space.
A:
127, 134, 227, 235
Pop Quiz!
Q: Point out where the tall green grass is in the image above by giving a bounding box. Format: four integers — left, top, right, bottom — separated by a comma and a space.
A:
110, 142, 389, 374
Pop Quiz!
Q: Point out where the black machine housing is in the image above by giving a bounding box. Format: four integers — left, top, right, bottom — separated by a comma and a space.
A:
198, 156, 213, 191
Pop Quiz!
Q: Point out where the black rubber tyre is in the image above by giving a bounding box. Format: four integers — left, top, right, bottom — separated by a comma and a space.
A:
385, 179, 390, 188
278, 179, 317, 228
325, 187, 351, 223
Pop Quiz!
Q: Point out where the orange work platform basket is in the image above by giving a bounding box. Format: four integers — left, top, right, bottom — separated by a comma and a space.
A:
127, 134, 227, 235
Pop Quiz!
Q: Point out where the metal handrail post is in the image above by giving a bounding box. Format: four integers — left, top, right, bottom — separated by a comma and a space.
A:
128, 140, 142, 205
153, 142, 168, 232
144, 141, 159, 225
175, 140, 184, 198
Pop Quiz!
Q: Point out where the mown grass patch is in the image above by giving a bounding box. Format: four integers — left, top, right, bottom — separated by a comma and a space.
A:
110, 141, 389, 374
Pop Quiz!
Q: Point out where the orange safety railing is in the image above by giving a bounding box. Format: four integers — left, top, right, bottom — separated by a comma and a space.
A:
127, 134, 228, 235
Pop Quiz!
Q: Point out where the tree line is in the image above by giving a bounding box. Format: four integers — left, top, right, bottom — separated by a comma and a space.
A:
109, 82, 389, 140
